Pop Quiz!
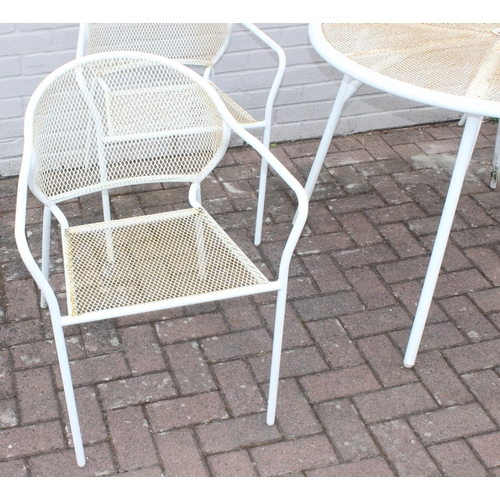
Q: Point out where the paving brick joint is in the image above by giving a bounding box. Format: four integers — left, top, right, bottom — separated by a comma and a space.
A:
1, 119, 500, 476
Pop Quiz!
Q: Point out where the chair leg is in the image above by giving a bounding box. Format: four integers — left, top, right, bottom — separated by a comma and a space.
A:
194, 214, 207, 280
40, 206, 52, 309
102, 189, 111, 222
403, 115, 483, 368
254, 124, 271, 246
489, 122, 500, 189
266, 287, 287, 426
195, 185, 202, 205
51, 316, 86, 467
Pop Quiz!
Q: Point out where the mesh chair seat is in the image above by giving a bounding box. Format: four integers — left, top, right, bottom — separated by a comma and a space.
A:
64, 207, 269, 316
322, 24, 500, 104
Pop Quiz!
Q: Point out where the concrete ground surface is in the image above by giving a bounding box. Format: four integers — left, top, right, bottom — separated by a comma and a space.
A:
1, 119, 500, 477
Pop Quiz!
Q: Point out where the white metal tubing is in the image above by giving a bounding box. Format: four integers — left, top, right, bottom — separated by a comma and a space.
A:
304, 75, 363, 200
40, 206, 52, 308
241, 24, 286, 132
75, 23, 88, 58
291, 74, 361, 226
75, 67, 111, 222
102, 189, 111, 221
16, 133, 85, 466
207, 23, 234, 71
241, 23, 287, 247
266, 286, 288, 425
254, 124, 271, 246
490, 123, 500, 189
60, 280, 283, 326
101, 125, 223, 144
242, 120, 266, 130
403, 114, 483, 368
222, 105, 309, 273
51, 317, 86, 467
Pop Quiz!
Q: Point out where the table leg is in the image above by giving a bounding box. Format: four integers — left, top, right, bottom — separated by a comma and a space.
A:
304, 74, 363, 200
489, 122, 500, 189
403, 114, 483, 368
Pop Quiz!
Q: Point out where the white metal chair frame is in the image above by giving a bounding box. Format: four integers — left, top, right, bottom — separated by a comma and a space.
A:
306, 23, 500, 368
75, 23, 287, 247
15, 52, 308, 467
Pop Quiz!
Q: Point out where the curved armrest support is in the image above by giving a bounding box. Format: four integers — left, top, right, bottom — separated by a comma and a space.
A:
15, 153, 62, 315
209, 80, 308, 283
237, 125, 308, 284
240, 23, 286, 129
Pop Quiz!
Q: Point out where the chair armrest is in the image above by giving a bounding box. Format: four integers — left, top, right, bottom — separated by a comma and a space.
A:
15, 154, 61, 313
221, 102, 308, 284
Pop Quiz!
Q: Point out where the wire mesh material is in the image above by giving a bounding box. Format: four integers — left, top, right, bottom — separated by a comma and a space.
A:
84, 24, 257, 127
33, 56, 225, 202
208, 81, 257, 125
322, 24, 500, 102
87, 23, 230, 67
64, 207, 269, 316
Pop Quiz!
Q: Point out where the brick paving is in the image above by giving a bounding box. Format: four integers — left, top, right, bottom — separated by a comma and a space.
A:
1, 119, 500, 476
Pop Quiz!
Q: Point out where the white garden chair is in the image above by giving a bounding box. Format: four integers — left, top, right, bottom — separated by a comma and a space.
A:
15, 52, 307, 467
75, 23, 287, 246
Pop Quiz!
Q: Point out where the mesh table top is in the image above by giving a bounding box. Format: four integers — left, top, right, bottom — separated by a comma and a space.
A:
312, 24, 500, 117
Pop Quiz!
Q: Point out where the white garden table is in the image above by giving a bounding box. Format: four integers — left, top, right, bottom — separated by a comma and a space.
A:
306, 23, 500, 367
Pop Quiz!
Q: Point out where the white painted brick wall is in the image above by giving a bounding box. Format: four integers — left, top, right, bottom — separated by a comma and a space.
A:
0, 23, 78, 176
0, 23, 459, 177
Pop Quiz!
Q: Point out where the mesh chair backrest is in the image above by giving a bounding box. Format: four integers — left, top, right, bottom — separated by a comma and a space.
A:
85, 24, 231, 68
31, 54, 227, 202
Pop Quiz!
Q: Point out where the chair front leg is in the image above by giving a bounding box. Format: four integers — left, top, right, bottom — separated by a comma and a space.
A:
51, 313, 86, 467
266, 286, 287, 426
